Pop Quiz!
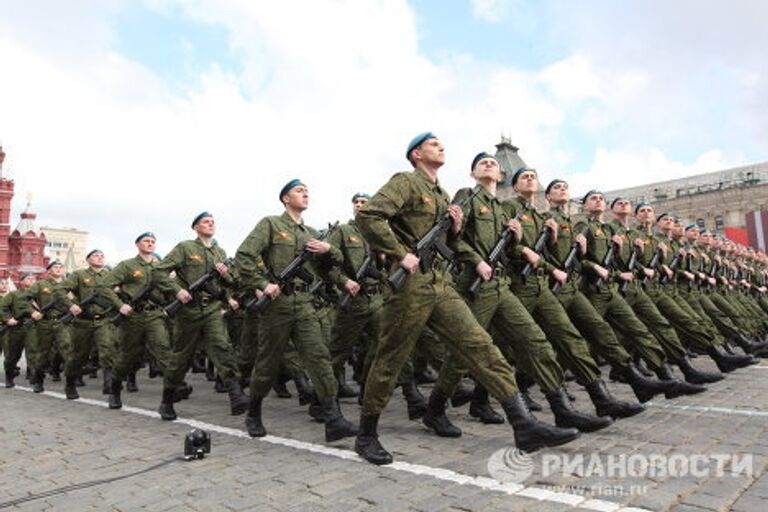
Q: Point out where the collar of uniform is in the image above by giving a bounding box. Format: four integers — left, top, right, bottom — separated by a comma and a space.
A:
413, 167, 442, 190
513, 195, 533, 210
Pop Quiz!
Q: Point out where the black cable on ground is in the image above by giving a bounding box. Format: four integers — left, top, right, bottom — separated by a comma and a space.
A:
0, 457, 180, 509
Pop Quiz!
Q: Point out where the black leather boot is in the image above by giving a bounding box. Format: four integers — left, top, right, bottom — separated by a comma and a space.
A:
500, 393, 580, 452
707, 345, 755, 373
108, 380, 123, 409
337, 370, 358, 398
102, 368, 113, 395
355, 413, 393, 465
450, 380, 475, 408
65, 376, 79, 399
546, 388, 613, 432
228, 381, 250, 416
655, 364, 706, 398
158, 387, 177, 420
126, 372, 138, 392
245, 396, 266, 437
32, 368, 45, 393
401, 380, 427, 420
323, 397, 358, 442
172, 382, 193, 402
675, 357, 723, 384
585, 380, 644, 418
294, 374, 315, 406
423, 390, 462, 438
469, 383, 504, 424
215, 375, 228, 393
272, 379, 292, 398
622, 363, 672, 403
521, 390, 543, 411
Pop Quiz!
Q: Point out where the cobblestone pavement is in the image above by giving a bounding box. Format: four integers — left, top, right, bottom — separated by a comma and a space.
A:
1, 354, 768, 511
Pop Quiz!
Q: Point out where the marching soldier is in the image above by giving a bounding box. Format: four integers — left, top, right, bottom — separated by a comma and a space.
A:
354, 133, 579, 465
235, 179, 358, 442
101, 232, 174, 409
152, 212, 250, 420
54, 250, 118, 400
24, 261, 71, 393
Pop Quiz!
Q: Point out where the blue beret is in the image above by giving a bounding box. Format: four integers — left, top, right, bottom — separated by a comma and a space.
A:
582, 190, 603, 204
191, 212, 212, 229
86, 249, 103, 259
279, 179, 306, 202
545, 179, 566, 195
610, 197, 626, 209
511, 167, 535, 187
351, 193, 370, 202
46, 260, 63, 270
135, 231, 156, 244
634, 202, 651, 214
406, 132, 436, 162
470, 152, 496, 171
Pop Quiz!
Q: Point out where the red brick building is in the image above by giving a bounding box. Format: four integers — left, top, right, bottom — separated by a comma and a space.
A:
0, 146, 48, 283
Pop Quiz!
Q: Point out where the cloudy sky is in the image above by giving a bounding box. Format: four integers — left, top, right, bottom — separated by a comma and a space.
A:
1, 0, 766, 261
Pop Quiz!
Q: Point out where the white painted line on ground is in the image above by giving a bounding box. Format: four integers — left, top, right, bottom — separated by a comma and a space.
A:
4, 384, 647, 512
647, 401, 768, 417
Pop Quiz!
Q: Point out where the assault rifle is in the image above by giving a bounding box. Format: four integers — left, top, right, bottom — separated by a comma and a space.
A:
520, 227, 551, 282
387, 186, 482, 293
247, 222, 339, 314
339, 252, 382, 310
61, 293, 113, 324
551, 226, 589, 293
467, 228, 514, 300
111, 284, 155, 326
164, 258, 235, 317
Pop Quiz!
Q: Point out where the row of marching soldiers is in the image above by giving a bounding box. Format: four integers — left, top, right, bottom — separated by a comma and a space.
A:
3, 132, 768, 467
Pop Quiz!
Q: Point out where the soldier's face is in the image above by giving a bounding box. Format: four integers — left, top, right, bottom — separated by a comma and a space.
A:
136, 237, 156, 255
88, 252, 105, 268
514, 171, 538, 194
413, 138, 445, 166
636, 206, 655, 223
585, 194, 606, 214
283, 186, 309, 211
545, 181, 569, 204
352, 198, 368, 215
611, 199, 631, 215
657, 216, 673, 230
194, 217, 216, 237
471, 158, 502, 182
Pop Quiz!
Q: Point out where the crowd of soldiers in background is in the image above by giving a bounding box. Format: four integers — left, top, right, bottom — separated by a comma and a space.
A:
3, 135, 768, 466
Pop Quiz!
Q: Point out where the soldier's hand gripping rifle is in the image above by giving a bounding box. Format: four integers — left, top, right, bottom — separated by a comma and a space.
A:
550, 226, 589, 293
387, 186, 482, 293
620, 245, 640, 295
520, 226, 551, 283
247, 222, 339, 314
644, 247, 663, 283
339, 252, 382, 310
163, 258, 235, 317
467, 228, 514, 300
110, 284, 155, 326
660, 252, 681, 284
595, 241, 616, 289
22, 298, 67, 327
61, 293, 113, 324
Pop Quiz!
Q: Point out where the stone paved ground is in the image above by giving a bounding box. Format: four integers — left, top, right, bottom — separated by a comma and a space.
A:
1, 354, 767, 511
